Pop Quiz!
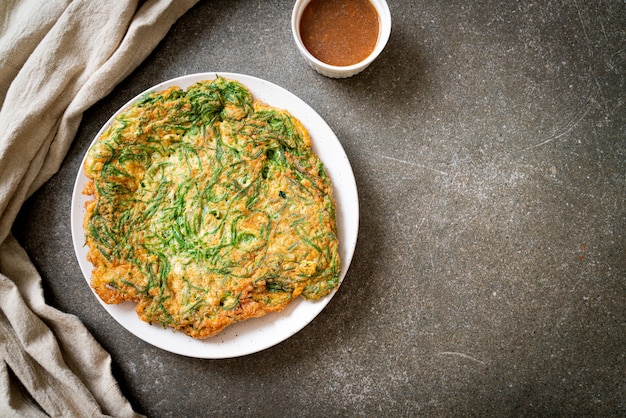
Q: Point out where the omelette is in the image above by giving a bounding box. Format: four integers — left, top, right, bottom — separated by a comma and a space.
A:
82, 77, 340, 338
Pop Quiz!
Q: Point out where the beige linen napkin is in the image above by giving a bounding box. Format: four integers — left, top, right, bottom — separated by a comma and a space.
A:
0, 0, 199, 416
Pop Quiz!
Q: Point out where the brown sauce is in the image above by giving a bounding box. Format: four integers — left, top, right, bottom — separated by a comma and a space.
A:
300, 0, 380, 67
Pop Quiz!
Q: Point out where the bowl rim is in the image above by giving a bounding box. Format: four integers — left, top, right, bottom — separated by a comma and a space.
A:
291, 0, 392, 73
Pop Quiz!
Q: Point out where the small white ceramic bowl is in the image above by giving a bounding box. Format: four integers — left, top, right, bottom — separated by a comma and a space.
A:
291, 0, 392, 78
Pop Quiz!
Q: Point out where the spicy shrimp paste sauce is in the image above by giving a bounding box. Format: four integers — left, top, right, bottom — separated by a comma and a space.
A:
299, 0, 380, 67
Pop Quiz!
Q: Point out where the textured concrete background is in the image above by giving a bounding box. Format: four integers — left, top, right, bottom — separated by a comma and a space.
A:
13, 0, 625, 416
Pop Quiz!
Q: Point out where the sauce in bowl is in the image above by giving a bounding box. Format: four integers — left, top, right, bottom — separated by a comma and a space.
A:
299, 0, 380, 67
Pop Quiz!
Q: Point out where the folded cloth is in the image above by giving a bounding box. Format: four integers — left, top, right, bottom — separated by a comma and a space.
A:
0, 0, 199, 416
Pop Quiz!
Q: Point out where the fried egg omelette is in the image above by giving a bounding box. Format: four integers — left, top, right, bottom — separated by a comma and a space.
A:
83, 77, 340, 339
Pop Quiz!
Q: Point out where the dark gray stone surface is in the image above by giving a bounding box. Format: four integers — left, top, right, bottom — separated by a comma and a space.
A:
13, 0, 625, 416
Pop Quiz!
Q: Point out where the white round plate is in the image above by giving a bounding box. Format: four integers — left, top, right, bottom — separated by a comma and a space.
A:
71, 72, 359, 358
